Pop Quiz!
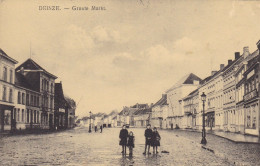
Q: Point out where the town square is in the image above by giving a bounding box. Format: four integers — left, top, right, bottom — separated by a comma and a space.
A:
1, 0, 260, 165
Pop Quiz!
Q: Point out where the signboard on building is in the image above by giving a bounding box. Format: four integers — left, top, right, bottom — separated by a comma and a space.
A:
59, 108, 65, 113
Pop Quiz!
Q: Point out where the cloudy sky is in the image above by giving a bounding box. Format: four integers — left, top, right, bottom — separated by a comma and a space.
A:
1, 0, 260, 117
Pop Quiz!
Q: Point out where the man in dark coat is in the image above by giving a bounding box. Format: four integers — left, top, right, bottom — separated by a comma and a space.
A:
143, 124, 153, 155
119, 125, 128, 154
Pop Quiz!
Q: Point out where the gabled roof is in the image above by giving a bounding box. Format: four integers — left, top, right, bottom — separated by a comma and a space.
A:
200, 75, 213, 85
55, 83, 67, 109
0, 48, 18, 64
112, 116, 117, 120
15, 72, 34, 91
131, 103, 148, 109
188, 88, 199, 96
134, 108, 152, 115
108, 110, 118, 116
166, 73, 201, 92
16, 58, 57, 79
153, 94, 168, 107
64, 95, 76, 109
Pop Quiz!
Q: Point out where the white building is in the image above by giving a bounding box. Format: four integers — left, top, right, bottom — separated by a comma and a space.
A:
166, 73, 201, 129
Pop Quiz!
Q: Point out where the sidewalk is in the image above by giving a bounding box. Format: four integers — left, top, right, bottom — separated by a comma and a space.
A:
182, 128, 260, 144
0, 128, 70, 138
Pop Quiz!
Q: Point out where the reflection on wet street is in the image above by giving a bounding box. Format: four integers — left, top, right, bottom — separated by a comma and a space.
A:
0, 127, 253, 165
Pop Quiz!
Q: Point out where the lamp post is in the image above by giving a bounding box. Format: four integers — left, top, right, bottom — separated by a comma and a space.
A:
201, 92, 207, 145
89, 111, 92, 133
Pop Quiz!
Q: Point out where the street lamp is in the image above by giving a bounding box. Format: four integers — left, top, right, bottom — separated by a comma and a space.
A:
201, 92, 207, 145
89, 111, 92, 133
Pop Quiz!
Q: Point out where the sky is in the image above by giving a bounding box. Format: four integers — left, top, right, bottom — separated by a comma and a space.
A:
1, 0, 260, 118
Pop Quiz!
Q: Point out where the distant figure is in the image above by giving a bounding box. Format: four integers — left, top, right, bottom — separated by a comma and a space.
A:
119, 125, 128, 154
127, 131, 135, 156
143, 124, 153, 155
152, 127, 161, 154
100, 125, 103, 133
95, 125, 97, 132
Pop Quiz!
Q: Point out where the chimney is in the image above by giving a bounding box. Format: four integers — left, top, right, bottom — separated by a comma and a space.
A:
220, 64, 225, 70
243, 46, 250, 57
257, 40, 260, 51
150, 103, 153, 108
235, 52, 240, 59
211, 71, 217, 76
228, 59, 232, 65
162, 94, 167, 98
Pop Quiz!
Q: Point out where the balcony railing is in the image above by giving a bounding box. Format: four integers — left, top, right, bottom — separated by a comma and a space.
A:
244, 89, 258, 101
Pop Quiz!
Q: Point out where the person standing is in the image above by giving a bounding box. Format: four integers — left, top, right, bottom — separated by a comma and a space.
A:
100, 125, 103, 133
127, 131, 135, 156
152, 127, 161, 154
143, 124, 153, 155
119, 125, 128, 154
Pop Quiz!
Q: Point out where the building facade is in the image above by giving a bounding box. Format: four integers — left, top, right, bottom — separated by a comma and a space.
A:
243, 43, 260, 136
182, 89, 199, 129
16, 58, 57, 130
0, 49, 18, 132
166, 73, 201, 129
151, 94, 168, 129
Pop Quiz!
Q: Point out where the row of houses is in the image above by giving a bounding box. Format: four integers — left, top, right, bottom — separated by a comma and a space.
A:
78, 111, 118, 128
77, 104, 152, 129
77, 40, 260, 138
106, 39, 260, 138
0, 48, 76, 133
149, 40, 260, 137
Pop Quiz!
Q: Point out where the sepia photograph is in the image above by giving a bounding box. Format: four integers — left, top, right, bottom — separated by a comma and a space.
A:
0, 0, 260, 165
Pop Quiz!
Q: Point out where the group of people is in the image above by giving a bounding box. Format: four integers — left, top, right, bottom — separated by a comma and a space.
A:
94, 125, 103, 133
119, 124, 161, 155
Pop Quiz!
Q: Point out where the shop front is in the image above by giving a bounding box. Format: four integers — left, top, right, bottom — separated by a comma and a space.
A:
244, 99, 259, 136
0, 104, 15, 132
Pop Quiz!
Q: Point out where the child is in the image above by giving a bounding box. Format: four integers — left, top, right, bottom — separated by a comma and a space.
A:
127, 131, 135, 155
152, 127, 161, 154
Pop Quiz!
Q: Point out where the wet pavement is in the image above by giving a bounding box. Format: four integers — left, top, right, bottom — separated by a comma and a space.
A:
0, 127, 259, 165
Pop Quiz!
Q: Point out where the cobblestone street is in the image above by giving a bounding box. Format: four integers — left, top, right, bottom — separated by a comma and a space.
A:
1, 127, 259, 165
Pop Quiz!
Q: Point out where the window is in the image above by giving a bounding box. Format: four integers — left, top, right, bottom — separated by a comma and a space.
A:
50, 96, 53, 109
27, 109, 30, 123
22, 93, 25, 104
10, 70, 13, 83
42, 79, 44, 90
31, 95, 33, 106
34, 96, 37, 106
3, 67, 7, 81
37, 111, 39, 123
17, 109, 20, 122
37, 97, 39, 107
13, 108, 16, 120
246, 107, 251, 128
9, 89, 13, 102
22, 109, 24, 122
2, 86, 7, 101
18, 92, 21, 104
26, 94, 29, 105
34, 110, 37, 123
51, 83, 53, 93
252, 105, 257, 129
